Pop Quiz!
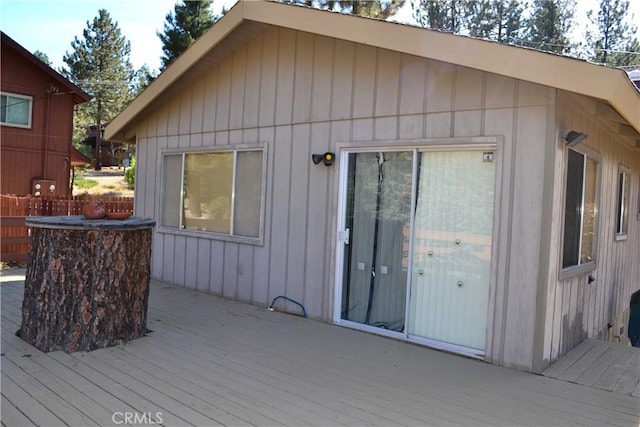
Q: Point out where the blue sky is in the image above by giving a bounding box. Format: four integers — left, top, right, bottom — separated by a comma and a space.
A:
0, 0, 236, 72
1, 0, 638, 74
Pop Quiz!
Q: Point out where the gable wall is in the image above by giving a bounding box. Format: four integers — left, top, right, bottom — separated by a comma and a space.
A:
538, 93, 640, 371
134, 26, 557, 371
1, 43, 75, 196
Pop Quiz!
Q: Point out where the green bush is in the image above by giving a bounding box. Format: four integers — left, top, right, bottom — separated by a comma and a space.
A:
124, 156, 136, 189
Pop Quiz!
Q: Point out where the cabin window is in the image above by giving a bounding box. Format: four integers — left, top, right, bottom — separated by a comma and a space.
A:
562, 149, 598, 270
161, 148, 265, 242
0, 92, 32, 128
615, 166, 630, 240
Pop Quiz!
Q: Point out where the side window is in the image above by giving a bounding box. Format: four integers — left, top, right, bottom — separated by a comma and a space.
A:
615, 166, 630, 239
562, 149, 598, 270
0, 92, 32, 128
160, 148, 265, 242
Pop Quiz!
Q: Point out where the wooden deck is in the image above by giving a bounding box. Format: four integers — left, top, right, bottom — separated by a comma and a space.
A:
542, 339, 640, 397
2, 269, 639, 426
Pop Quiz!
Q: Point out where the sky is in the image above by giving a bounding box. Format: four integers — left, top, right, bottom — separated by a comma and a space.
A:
1, 0, 639, 74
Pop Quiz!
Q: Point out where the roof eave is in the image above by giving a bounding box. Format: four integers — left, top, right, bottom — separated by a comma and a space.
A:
1, 32, 92, 105
105, 1, 246, 142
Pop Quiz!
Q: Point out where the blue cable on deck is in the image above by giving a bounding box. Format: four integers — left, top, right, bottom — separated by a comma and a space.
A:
267, 295, 307, 318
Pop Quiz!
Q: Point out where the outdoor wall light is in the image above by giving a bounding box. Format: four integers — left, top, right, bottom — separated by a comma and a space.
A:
565, 131, 588, 147
312, 152, 335, 166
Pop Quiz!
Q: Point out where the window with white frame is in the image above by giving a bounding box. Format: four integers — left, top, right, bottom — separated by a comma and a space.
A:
161, 148, 265, 241
615, 165, 630, 239
562, 148, 598, 270
1, 92, 32, 128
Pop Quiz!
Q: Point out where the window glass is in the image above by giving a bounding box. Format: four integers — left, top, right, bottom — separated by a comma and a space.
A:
616, 168, 630, 237
161, 149, 264, 241
581, 158, 597, 263
161, 155, 183, 228
184, 152, 233, 233
1, 93, 31, 126
234, 150, 263, 237
562, 149, 598, 269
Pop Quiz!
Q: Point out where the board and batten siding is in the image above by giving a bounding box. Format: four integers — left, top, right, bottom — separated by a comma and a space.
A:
537, 92, 640, 371
133, 25, 563, 371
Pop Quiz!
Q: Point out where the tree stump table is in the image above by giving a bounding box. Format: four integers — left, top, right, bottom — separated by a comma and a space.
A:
20, 216, 155, 353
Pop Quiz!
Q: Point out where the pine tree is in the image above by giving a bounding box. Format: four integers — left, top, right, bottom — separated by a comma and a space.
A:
282, 0, 405, 19
158, 1, 220, 71
62, 9, 135, 169
465, 0, 526, 44
524, 0, 575, 54
412, 0, 470, 33
587, 0, 639, 66
33, 51, 52, 66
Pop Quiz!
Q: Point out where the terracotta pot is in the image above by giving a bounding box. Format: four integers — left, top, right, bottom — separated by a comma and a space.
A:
82, 202, 106, 220
106, 211, 132, 220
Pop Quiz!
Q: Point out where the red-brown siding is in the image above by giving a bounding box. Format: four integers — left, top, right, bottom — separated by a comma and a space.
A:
1, 33, 89, 196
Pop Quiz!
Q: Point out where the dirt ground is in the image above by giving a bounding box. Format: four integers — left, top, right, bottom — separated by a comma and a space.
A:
73, 166, 134, 198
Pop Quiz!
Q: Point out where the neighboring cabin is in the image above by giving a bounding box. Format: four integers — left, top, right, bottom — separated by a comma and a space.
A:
106, 1, 640, 373
1, 32, 90, 197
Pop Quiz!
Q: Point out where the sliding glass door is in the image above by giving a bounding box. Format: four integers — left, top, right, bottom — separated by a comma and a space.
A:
339, 148, 496, 352
341, 152, 412, 331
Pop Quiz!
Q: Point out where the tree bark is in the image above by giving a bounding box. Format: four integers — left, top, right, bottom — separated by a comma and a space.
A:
20, 225, 152, 352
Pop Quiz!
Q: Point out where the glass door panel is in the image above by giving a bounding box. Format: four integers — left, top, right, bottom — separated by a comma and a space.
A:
408, 151, 495, 350
341, 152, 413, 331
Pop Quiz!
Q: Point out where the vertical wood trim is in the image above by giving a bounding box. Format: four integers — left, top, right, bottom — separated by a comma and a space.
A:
268, 126, 292, 302
196, 238, 211, 293
230, 46, 247, 129
311, 36, 333, 122
282, 125, 310, 313
258, 28, 278, 128
216, 58, 232, 131
203, 65, 218, 133
244, 37, 262, 128
293, 32, 314, 124
330, 40, 354, 121
352, 44, 376, 118
275, 29, 295, 126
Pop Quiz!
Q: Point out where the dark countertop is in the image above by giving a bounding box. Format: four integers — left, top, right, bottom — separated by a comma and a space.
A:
25, 216, 156, 230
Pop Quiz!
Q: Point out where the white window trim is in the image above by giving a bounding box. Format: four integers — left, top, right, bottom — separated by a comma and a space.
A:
559, 145, 601, 280
615, 164, 631, 241
158, 144, 267, 246
1, 91, 33, 129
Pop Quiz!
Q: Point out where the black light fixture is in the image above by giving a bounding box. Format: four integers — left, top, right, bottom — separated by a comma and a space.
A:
312, 152, 335, 166
565, 131, 588, 147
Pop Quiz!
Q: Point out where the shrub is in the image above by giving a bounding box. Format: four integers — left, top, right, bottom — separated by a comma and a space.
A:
124, 156, 136, 189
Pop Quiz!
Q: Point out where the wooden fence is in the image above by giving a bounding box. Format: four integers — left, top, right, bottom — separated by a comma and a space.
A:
1, 195, 134, 264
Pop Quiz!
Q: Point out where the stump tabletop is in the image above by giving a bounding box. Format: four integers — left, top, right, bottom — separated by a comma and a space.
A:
26, 215, 155, 230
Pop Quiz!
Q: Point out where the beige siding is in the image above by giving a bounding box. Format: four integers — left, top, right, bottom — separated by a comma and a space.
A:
539, 92, 640, 370
132, 25, 638, 372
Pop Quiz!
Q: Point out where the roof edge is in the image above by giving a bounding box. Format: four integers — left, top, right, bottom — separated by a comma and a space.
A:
1, 31, 91, 105
105, 1, 246, 142
105, 0, 640, 141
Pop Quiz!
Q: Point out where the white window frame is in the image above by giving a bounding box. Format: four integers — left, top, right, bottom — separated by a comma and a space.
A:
560, 146, 600, 278
0, 91, 33, 128
158, 144, 267, 246
615, 165, 630, 241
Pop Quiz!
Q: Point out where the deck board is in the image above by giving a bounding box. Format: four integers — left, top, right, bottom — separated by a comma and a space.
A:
2, 272, 639, 426
542, 338, 640, 398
